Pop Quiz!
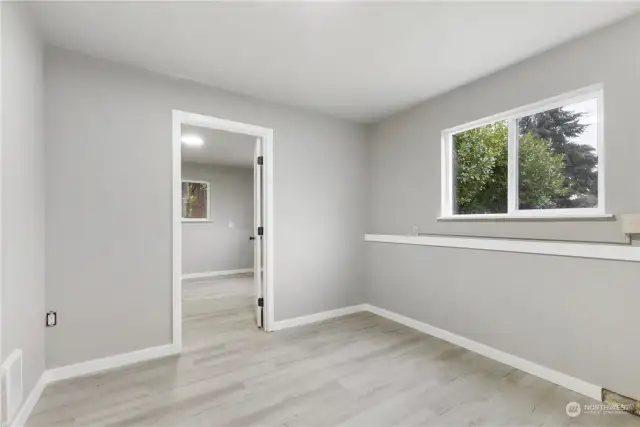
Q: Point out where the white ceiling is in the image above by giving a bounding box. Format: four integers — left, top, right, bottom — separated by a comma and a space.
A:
29, 2, 639, 123
181, 125, 254, 168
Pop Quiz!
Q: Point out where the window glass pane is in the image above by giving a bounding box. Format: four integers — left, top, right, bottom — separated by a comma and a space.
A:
518, 99, 598, 210
182, 182, 208, 218
453, 120, 508, 214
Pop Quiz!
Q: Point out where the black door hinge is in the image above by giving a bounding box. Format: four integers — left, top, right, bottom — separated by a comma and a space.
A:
257, 156, 263, 165
257, 297, 264, 307
258, 226, 264, 236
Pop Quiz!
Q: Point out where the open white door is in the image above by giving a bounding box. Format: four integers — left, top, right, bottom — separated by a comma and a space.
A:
253, 138, 264, 328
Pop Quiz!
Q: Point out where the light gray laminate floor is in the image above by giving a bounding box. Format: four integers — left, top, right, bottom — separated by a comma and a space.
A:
27, 275, 640, 427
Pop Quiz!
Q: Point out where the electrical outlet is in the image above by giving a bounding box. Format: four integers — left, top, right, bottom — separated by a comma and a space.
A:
46, 311, 57, 327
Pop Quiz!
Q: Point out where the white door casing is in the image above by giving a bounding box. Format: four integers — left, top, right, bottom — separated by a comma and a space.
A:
253, 138, 263, 328
172, 109, 275, 350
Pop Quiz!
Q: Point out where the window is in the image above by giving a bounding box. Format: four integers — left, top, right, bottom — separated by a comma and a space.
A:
441, 86, 604, 218
182, 180, 210, 221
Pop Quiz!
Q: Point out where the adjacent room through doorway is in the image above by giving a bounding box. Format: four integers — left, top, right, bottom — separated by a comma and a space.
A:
181, 124, 257, 350
174, 113, 274, 353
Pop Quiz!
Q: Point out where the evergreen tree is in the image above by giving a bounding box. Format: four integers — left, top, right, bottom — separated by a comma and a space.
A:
518, 108, 597, 208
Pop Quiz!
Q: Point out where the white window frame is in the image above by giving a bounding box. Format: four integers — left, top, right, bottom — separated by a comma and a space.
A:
181, 179, 210, 222
440, 84, 608, 220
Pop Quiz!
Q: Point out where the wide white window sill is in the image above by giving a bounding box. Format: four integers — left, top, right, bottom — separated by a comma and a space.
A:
365, 233, 638, 262
437, 213, 614, 221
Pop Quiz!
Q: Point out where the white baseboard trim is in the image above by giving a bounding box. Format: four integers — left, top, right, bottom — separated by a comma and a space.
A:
9, 373, 47, 427
362, 304, 602, 401
13, 303, 602, 427
271, 304, 366, 331
12, 343, 180, 426
182, 268, 253, 280
46, 343, 180, 383
11, 343, 179, 426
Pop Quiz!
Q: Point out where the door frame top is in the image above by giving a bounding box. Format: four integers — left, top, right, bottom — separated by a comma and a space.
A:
172, 110, 275, 350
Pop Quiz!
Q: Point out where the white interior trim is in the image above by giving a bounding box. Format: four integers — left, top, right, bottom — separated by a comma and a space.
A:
0, 1, 4, 377
271, 305, 367, 331
182, 268, 254, 280
15, 301, 604, 425
365, 233, 640, 262
272, 303, 601, 400
10, 343, 178, 426
507, 117, 518, 214
46, 343, 179, 383
172, 110, 275, 339
362, 304, 602, 401
437, 213, 614, 221
441, 84, 605, 219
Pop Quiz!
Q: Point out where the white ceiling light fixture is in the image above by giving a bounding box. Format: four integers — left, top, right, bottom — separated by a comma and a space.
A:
181, 134, 204, 146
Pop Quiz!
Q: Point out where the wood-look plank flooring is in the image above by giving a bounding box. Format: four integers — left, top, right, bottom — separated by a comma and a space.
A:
27, 275, 640, 426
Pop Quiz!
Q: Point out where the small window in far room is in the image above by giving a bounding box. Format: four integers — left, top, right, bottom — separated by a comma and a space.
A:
182, 181, 210, 221
441, 85, 603, 219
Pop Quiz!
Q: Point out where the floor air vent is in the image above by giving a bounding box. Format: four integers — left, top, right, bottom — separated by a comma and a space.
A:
1, 349, 24, 425
602, 388, 640, 417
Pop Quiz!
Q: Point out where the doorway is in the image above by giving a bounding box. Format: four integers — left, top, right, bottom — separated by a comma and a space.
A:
172, 110, 274, 352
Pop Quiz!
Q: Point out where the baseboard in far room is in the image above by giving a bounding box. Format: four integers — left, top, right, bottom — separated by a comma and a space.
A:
182, 268, 254, 280
46, 343, 180, 383
361, 304, 602, 402
8, 374, 47, 427
271, 304, 367, 331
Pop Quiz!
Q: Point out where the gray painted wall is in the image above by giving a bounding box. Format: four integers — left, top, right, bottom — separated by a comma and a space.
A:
1, 2, 45, 397
366, 244, 640, 401
44, 47, 367, 368
182, 162, 254, 275
367, 14, 640, 399
370, 14, 640, 244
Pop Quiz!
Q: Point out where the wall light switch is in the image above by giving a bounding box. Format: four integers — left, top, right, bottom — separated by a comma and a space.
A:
228, 221, 235, 229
